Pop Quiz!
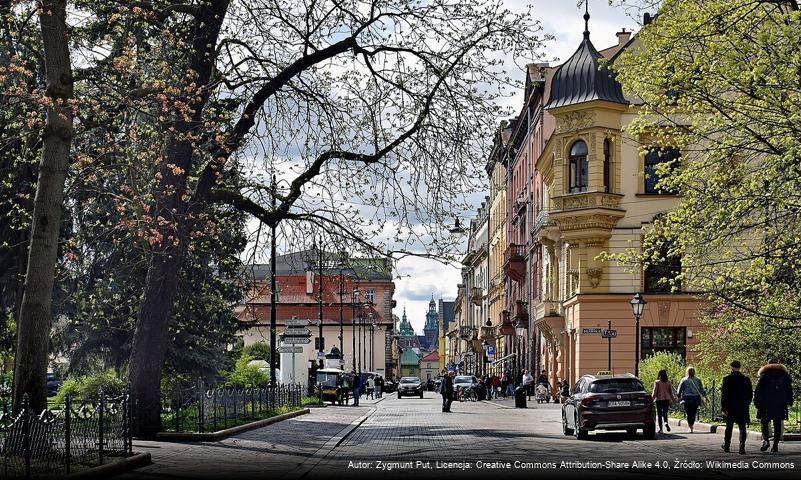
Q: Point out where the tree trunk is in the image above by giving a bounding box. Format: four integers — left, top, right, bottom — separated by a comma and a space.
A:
13, 0, 73, 412
127, 0, 229, 437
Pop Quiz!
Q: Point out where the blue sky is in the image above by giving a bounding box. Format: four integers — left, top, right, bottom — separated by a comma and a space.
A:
394, 0, 642, 333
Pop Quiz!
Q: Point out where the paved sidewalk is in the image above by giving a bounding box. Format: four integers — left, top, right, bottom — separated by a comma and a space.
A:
118, 405, 371, 479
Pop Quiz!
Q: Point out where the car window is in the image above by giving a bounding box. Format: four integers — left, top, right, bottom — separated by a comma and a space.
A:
400, 378, 420, 383
454, 376, 472, 383
573, 379, 583, 394
589, 379, 645, 393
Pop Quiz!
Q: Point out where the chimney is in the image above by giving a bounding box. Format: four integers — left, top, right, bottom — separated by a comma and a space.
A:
616, 28, 631, 46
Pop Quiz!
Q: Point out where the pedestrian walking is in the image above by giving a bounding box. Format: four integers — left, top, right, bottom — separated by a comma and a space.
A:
652, 369, 676, 434
339, 374, 351, 405
440, 370, 455, 413
375, 375, 384, 398
522, 370, 534, 401
677, 366, 706, 433
366, 376, 375, 400
721, 360, 753, 454
754, 357, 793, 453
504, 371, 515, 397
559, 379, 570, 403
351, 371, 361, 406
491, 374, 500, 399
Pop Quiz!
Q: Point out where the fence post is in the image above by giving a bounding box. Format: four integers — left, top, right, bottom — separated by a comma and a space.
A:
213, 389, 218, 432
125, 384, 133, 455
223, 391, 228, 430
98, 388, 105, 466
197, 379, 204, 434
22, 394, 31, 480
174, 387, 180, 433
65, 394, 72, 474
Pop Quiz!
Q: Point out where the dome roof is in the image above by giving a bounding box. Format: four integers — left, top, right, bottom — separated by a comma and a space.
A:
545, 13, 627, 109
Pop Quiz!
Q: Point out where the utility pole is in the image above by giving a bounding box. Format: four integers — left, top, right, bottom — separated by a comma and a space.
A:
317, 239, 324, 368
269, 175, 277, 386
338, 253, 345, 368
607, 320, 612, 372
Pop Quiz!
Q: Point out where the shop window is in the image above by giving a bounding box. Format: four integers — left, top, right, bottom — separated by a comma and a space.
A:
569, 140, 588, 194
644, 147, 680, 194
641, 327, 686, 359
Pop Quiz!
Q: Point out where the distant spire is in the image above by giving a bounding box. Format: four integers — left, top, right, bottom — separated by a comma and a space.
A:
583, 0, 590, 39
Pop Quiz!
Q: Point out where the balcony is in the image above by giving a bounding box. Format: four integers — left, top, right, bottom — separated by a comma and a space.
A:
470, 287, 483, 306
549, 192, 625, 241
503, 243, 526, 283
533, 300, 564, 343
499, 310, 515, 336
459, 326, 476, 340
480, 325, 497, 340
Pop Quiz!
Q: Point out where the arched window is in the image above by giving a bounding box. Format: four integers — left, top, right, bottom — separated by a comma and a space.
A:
569, 140, 588, 193
603, 138, 611, 193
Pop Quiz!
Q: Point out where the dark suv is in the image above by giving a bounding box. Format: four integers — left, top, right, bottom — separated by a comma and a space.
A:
397, 377, 424, 399
562, 373, 655, 440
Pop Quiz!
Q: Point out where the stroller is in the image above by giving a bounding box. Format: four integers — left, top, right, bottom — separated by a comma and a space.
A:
534, 382, 550, 403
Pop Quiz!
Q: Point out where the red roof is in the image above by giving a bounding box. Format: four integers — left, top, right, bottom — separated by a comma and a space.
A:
421, 351, 439, 362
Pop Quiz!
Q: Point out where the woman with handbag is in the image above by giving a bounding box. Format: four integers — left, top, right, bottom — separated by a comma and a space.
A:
652, 369, 676, 434
677, 366, 706, 432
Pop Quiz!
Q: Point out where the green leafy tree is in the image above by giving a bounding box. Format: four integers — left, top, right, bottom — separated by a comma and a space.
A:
609, 0, 801, 374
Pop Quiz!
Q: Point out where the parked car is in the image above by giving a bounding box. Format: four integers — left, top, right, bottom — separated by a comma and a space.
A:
453, 375, 485, 400
561, 373, 656, 440
46, 372, 62, 398
383, 380, 397, 394
397, 377, 424, 399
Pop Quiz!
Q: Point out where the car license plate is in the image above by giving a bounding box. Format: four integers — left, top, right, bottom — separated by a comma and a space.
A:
608, 400, 631, 407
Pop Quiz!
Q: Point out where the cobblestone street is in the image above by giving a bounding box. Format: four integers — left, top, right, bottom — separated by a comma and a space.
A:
120, 393, 800, 479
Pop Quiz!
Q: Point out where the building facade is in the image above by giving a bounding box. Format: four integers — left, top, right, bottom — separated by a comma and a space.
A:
236, 251, 395, 378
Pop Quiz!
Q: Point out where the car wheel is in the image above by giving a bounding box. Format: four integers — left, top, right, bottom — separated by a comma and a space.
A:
562, 411, 574, 436
643, 424, 656, 440
398, 393, 402, 399
626, 427, 637, 437
574, 413, 588, 440
419, 392, 424, 399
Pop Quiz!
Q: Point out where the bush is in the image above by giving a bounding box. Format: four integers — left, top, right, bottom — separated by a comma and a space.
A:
639, 352, 687, 392
222, 354, 270, 388
241, 342, 276, 366
53, 369, 125, 404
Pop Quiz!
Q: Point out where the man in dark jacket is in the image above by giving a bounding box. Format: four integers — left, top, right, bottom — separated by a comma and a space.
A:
440, 370, 455, 412
721, 360, 753, 454
754, 357, 793, 452
351, 371, 361, 407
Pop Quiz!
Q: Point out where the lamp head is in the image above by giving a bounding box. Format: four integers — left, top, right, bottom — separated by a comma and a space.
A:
630, 292, 647, 317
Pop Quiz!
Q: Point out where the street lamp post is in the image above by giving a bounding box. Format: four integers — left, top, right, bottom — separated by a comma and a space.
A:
269, 175, 277, 386
352, 288, 360, 371
629, 292, 647, 377
515, 320, 524, 384
316, 241, 324, 368
369, 321, 376, 371
338, 252, 347, 365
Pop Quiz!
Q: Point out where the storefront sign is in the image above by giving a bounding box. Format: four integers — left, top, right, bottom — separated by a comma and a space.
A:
582, 328, 602, 334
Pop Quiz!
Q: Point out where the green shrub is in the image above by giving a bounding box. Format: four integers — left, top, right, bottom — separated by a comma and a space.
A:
222, 354, 270, 388
53, 369, 125, 404
241, 342, 275, 365
639, 351, 687, 392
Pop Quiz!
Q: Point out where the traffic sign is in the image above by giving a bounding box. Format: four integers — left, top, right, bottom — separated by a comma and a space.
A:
486, 346, 495, 358
602, 329, 618, 338
277, 346, 303, 353
286, 318, 309, 327
283, 337, 311, 344
283, 327, 311, 336
583, 327, 602, 334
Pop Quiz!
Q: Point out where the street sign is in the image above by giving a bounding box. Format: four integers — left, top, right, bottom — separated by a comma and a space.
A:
285, 318, 309, 327
583, 328, 602, 334
316, 351, 325, 359
283, 337, 311, 344
283, 327, 311, 336
602, 329, 618, 338
277, 346, 303, 353
486, 346, 495, 358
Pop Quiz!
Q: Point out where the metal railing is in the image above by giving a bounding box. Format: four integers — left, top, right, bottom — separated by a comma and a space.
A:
0, 389, 132, 479
162, 382, 305, 433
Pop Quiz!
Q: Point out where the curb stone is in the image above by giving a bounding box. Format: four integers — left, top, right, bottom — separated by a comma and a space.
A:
155, 408, 310, 442
68, 452, 152, 479
669, 417, 800, 441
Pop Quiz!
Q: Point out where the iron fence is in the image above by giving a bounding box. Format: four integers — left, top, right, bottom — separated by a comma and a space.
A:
672, 380, 801, 431
162, 382, 306, 433
0, 389, 132, 479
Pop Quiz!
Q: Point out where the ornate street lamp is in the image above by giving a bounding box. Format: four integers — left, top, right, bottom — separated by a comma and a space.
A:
351, 287, 360, 371
629, 292, 647, 377
369, 321, 376, 371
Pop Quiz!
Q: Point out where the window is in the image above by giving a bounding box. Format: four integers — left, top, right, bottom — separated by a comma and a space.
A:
315, 337, 325, 351
644, 148, 680, 194
644, 240, 682, 293
603, 138, 611, 193
568, 140, 588, 193
365, 288, 375, 304
641, 327, 686, 359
